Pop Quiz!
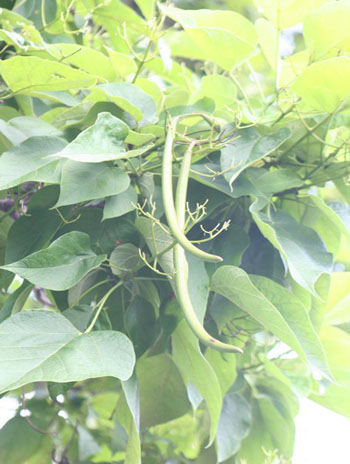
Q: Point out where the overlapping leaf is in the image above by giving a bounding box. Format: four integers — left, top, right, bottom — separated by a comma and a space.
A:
220, 127, 291, 187
211, 266, 331, 377
1, 232, 106, 291
160, 5, 257, 70
251, 209, 333, 295
0, 136, 66, 190
0, 310, 135, 393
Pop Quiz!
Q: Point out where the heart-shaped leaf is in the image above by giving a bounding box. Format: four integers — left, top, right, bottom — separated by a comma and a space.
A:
1, 231, 106, 291
0, 310, 135, 393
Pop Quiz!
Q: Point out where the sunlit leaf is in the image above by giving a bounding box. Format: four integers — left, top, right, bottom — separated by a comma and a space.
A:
160, 5, 257, 70
0, 56, 97, 93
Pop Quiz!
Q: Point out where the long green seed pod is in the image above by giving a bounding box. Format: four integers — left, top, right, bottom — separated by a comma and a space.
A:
173, 142, 243, 353
162, 117, 223, 263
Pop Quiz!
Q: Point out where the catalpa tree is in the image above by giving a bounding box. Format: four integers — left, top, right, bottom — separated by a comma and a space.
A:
0, 1, 349, 463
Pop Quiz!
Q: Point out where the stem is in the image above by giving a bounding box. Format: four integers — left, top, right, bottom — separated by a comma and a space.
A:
69, 278, 113, 307
281, 114, 332, 159
132, 38, 153, 84
84, 281, 123, 333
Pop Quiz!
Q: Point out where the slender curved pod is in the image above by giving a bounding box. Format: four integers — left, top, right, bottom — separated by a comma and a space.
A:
161, 116, 223, 263
173, 141, 242, 353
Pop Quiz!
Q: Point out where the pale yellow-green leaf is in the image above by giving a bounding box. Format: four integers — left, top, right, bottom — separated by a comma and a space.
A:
323, 272, 350, 326
310, 326, 350, 417
0, 56, 97, 93
304, 1, 350, 57
105, 47, 138, 78
134, 77, 163, 109
134, 0, 155, 19
255, 18, 279, 71
279, 50, 310, 88
253, 0, 329, 29
159, 5, 257, 70
33, 44, 116, 80
191, 75, 237, 111
292, 57, 350, 112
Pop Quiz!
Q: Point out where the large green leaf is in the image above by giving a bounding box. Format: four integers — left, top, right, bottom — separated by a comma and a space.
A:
6, 116, 62, 138
236, 403, 275, 464
35, 43, 116, 80
0, 136, 66, 190
310, 326, 350, 417
172, 320, 223, 446
106, 47, 138, 79
110, 243, 143, 277
0, 310, 135, 393
216, 392, 252, 462
55, 161, 130, 207
283, 194, 350, 256
211, 266, 311, 361
191, 75, 237, 111
103, 185, 137, 220
304, 1, 350, 57
220, 127, 291, 187
126, 296, 157, 356
118, 375, 141, 464
136, 353, 190, 427
255, 18, 279, 71
0, 56, 97, 93
187, 254, 210, 323
323, 272, 350, 326
253, 0, 328, 29
87, 83, 157, 125
53, 112, 129, 162
1, 231, 106, 291
160, 5, 257, 70
257, 397, 295, 459
250, 275, 331, 377
292, 57, 350, 112
251, 209, 333, 295
134, 0, 155, 19
5, 209, 62, 263
205, 350, 237, 397
0, 417, 44, 464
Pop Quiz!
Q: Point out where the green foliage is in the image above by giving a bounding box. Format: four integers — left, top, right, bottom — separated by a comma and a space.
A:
0, 1, 349, 463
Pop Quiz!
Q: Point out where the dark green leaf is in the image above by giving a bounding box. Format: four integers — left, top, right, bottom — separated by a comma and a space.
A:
172, 320, 222, 445
211, 266, 308, 360
54, 112, 130, 162
251, 209, 333, 295
1, 231, 106, 291
126, 296, 156, 356
110, 243, 143, 276
251, 275, 331, 377
0, 417, 44, 464
137, 353, 191, 427
0, 136, 66, 190
216, 392, 252, 462
55, 161, 130, 207
0, 310, 135, 393
221, 127, 291, 187
103, 186, 137, 220
90, 83, 157, 125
